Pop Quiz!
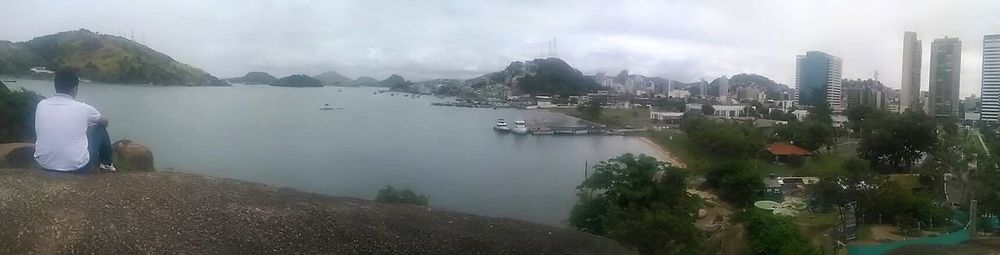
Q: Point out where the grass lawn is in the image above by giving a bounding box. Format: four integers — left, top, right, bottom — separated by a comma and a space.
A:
549, 108, 653, 129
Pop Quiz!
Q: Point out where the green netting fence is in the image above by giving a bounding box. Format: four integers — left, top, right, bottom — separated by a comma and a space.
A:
846, 229, 970, 255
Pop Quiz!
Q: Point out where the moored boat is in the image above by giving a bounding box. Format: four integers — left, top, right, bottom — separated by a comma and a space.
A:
493, 119, 511, 132
511, 120, 528, 134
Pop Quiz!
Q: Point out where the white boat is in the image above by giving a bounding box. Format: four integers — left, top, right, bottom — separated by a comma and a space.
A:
511, 120, 528, 134
493, 119, 511, 132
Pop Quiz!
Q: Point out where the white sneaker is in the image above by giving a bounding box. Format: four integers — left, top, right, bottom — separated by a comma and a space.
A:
99, 164, 117, 172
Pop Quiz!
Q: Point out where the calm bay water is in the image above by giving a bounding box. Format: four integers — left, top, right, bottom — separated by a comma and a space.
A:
12, 79, 661, 226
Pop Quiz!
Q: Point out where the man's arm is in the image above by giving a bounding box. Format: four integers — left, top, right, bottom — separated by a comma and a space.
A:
85, 104, 108, 127
95, 117, 109, 127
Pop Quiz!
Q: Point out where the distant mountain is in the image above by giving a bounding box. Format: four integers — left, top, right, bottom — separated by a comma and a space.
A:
0, 29, 228, 86
708, 73, 790, 99
351, 76, 379, 87
270, 74, 323, 87
313, 71, 351, 86
468, 58, 598, 95
378, 74, 410, 88
227, 72, 277, 85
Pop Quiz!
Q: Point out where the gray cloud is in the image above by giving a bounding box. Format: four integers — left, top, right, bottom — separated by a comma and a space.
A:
1, 0, 997, 96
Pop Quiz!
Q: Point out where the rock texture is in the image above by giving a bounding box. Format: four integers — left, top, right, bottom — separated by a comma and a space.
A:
112, 139, 154, 171
0, 169, 633, 254
0, 143, 35, 168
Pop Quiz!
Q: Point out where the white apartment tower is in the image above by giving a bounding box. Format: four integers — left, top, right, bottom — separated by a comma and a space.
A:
982, 34, 1000, 123
901, 32, 922, 112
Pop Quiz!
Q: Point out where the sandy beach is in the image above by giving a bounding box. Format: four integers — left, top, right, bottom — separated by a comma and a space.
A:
639, 136, 686, 168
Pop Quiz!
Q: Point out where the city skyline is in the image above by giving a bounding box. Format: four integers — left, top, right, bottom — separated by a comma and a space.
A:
0, 0, 996, 98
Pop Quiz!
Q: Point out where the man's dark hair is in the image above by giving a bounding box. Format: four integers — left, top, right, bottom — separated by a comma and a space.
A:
54, 70, 79, 94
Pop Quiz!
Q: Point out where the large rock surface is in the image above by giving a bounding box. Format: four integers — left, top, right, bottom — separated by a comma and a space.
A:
0, 169, 633, 254
0, 143, 36, 168
112, 139, 154, 171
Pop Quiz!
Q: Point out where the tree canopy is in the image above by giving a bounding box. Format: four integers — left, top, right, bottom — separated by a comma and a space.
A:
740, 209, 820, 255
857, 111, 937, 173
704, 161, 765, 207
577, 98, 603, 120
375, 186, 429, 206
0, 87, 43, 143
569, 154, 703, 254
681, 116, 765, 158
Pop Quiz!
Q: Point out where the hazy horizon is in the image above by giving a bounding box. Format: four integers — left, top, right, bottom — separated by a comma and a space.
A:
2, 0, 998, 96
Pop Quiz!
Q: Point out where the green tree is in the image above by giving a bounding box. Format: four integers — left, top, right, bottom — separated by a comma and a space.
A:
577, 98, 603, 120
806, 103, 832, 125
741, 210, 820, 255
0, 87, 44, 143
569, 154, 703, 254
774, 119, 834, 152
375, 185, 429, 206
858, 111, 938, 173
769, 109, 787, 121
704, 161, 764, 207
701, 104, 715, 115
680, 116, 765, 158
845, 105, 877, 134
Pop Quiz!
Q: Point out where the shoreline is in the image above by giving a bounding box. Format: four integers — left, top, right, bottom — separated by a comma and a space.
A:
539, 109, 686, 168
638, 136, 686, 168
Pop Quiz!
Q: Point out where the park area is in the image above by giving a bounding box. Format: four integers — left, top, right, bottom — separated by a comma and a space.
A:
646, 112, 999, 255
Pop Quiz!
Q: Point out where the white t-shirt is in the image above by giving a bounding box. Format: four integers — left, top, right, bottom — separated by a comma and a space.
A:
34, 93, 102, 171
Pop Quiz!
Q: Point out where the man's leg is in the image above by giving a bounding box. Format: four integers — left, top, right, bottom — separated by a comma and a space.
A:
87, 124, 114, 167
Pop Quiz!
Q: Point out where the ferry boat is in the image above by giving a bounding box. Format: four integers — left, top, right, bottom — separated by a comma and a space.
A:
511, 120, 528, 134
493, 119, 511, 132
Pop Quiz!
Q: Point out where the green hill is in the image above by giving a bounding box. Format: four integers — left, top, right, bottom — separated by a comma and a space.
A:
0, 29, 227, 86
467, 58, 598, 95
271, 74, 323, 87
314, 71, 352, 86
228, 72, 277, 85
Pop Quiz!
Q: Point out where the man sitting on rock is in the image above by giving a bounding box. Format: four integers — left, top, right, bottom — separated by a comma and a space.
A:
34, 71, 116, 172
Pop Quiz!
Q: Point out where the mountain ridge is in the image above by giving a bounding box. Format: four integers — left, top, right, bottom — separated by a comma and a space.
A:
0, 29, 227, 86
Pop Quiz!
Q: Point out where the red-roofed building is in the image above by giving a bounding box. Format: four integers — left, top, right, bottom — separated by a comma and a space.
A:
766, 143, 812, 164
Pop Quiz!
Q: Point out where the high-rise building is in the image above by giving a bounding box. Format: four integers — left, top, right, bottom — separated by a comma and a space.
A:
842, 79, 889, 110
795, 51, 843, 111
718, 75, 730, 101
928, 37, 962, 118
982, 34, 1000, 124
901, 31, 922, 112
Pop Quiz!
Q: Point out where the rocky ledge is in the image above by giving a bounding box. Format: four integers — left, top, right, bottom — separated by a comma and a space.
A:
0, 143, 631, 254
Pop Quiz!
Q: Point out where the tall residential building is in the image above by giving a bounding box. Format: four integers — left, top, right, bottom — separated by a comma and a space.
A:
718, 75, 730, 101
795, 51, 843, 111
842, 79, 889, 110
900, 31, 922, 112
982, 34, 1000, 123
928, 37, 962, 118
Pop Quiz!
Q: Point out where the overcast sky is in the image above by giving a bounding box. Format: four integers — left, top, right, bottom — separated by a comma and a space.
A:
2, 0, 998, 96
